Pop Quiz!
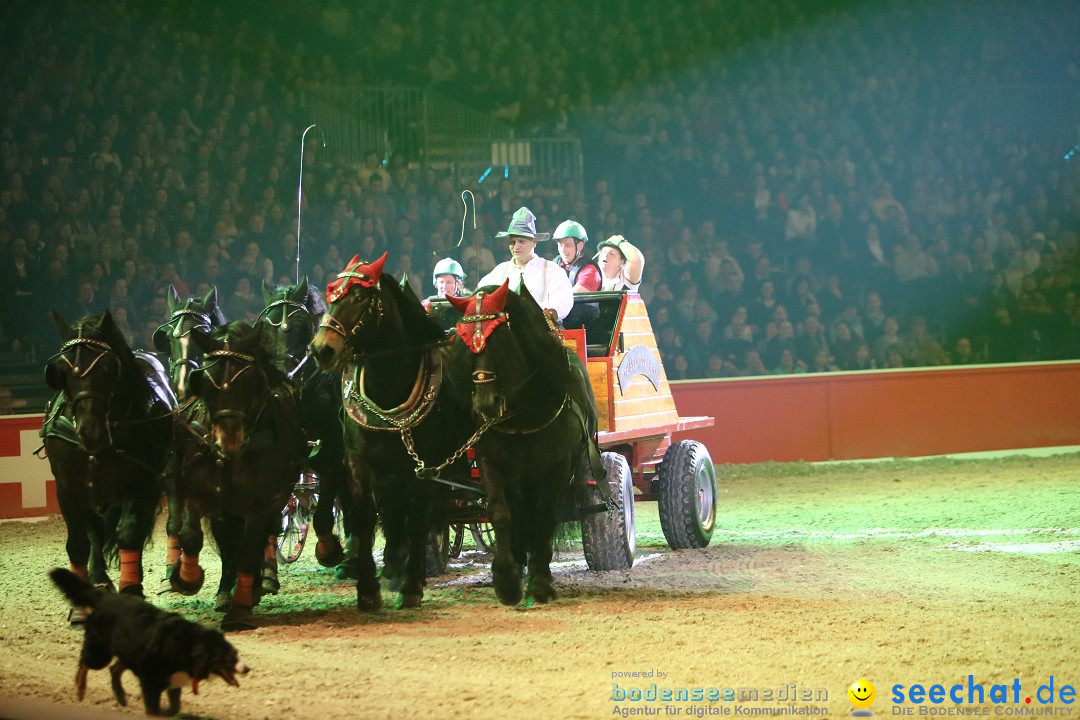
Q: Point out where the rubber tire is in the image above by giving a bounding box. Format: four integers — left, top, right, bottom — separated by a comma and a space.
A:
581, 451, 636, 571
425, 525, 450, 577
656, 440, 717, 549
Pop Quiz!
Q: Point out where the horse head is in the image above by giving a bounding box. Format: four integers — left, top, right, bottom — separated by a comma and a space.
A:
189, 321, 283, 459
310, 252, 389, 372
447, 280, 553, 423
153, 285, 225, 400
46, 311, 136, 454
259, 277, 324, 370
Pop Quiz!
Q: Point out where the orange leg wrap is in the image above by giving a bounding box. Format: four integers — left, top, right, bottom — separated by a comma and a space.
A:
263, 535, 277, 564
69, 564, 89, 579
233, 572, 255, 608
118, 549, 141, 590
179, 553, 202, 584
166, 536, 181, 567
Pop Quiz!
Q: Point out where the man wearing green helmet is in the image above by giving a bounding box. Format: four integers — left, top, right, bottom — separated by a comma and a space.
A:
423, 256, 470, 308
553, 219, 601, 293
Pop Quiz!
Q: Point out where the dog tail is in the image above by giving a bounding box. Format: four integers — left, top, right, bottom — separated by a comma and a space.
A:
49, 567, 104, 608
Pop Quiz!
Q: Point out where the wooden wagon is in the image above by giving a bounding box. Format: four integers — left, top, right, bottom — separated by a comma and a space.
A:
431, 291, 717, 573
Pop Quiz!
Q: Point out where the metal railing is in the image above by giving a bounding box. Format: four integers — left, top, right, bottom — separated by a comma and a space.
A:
300, 85, 583, 192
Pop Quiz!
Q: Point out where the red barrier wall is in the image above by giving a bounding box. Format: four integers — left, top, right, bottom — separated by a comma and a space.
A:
0, 414, 59, 519
670, 361, 1080, 464
4, 361, 1080, 518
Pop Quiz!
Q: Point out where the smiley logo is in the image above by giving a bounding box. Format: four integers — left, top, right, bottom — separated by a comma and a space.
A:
848, 678, 876, 716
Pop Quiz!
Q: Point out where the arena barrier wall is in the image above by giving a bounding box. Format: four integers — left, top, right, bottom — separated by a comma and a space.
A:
670, 360, 1080, 465
0, 414, 58, 520
3, 360, 1079, 518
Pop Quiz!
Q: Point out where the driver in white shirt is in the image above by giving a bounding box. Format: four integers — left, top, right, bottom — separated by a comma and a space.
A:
477, 206, 573, 323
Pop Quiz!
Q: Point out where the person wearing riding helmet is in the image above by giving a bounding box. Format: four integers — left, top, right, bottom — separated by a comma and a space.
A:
426, 257, 469, 301
596, 234, 645, 292
477, 206, 573, 323
422, 257, 471, 327
553, 220, 601, 293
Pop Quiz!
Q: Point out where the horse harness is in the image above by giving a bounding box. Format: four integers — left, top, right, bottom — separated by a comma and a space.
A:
39, 334, 175, 489
157, 307, 213, 377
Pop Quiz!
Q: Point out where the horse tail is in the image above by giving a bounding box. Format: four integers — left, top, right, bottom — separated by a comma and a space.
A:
100, 504, 122, 569
49, 567, 104, 608
99, 496, 163, 567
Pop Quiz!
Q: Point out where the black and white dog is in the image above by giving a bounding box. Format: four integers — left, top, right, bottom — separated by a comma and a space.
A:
50, 568, 249, 716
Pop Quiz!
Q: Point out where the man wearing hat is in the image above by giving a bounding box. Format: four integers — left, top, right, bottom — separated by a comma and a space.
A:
477, 206, 574, 322
596, 234, 645, 292
553, 219, 601, 293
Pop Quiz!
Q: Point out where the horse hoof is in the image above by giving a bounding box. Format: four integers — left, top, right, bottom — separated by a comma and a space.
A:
119, 584, 144, 598
221, 608, 257, 632
527, 577, 557, 604
92, 579, 116, 594
493, 564, 523, 606
67, 607, 89, 626
156, 577, 175, 595
170, 573, 203, 596
394, 592, 422, 610
356, 590, 382, 613
494, 581, 523, 607
315, 536, 345, 567
215, 592, 232, 612
260, 576, 280, 596
334, 558, 360, 581
381, 561, 407, 592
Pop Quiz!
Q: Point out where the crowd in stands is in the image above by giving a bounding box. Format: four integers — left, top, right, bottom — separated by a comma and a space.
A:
1, 0, 1079, 390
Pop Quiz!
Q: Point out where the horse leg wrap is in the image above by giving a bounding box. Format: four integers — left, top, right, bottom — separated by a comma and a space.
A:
179, 553, 202, 584
69, 564, 89, 579
233, 572, 255, 609
166, 536, 181, 568
118, 550, 141, 591
263, 536, 277, 564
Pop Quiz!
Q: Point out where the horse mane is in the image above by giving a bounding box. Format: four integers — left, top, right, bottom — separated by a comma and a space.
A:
213, 321, 290, 388
301, 283, 328, 316
70, 313, 149, 404
380, 273, 446, 347
473, 284, 570, 395
181, 287, 227, 326
202, 298, 227, 326
267, 281, 327, 316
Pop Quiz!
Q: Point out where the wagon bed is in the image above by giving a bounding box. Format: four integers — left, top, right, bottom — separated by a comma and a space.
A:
562, 291, 714, 501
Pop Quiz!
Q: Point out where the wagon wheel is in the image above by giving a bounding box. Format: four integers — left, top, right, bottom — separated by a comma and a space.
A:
469, 522, 496, 553
656, 440, 716, 549
277, 491, 314, 564
581, 451, 636, 571
447, 523, 467, 559
425, 525, 451, 577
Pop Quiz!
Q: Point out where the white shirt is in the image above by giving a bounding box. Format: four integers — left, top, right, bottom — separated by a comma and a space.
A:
601, 272, 640, 293
478, 254, 574, 321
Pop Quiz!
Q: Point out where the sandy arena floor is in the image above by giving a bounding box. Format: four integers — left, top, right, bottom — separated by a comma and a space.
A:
0, 453, 1077, 720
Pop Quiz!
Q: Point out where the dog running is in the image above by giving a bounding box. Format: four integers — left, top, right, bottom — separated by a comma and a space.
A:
50, 567, 249, 716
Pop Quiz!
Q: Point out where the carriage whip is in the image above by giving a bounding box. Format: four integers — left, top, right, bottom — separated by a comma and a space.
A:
296, 124, 326, 283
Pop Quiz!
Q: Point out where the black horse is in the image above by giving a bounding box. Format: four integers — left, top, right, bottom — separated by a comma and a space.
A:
42, 312, 177, 618
153, 285, 227, 401
446, 281, 605, 605
259, 278, 352, 570
309, 252, 474, 611
152, 284, 226, 586
168, 321, 308, 631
